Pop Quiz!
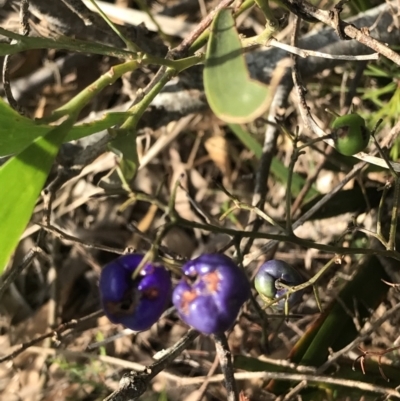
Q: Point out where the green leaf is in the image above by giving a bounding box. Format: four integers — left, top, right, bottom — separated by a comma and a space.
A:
203, 9, 270, 123
0, 98, 131, 156
0, 118, 74, 274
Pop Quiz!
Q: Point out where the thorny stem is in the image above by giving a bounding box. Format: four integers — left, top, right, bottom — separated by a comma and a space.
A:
119, 67, 175, 133
214, 334, 239, 401
45, 60, 139, 122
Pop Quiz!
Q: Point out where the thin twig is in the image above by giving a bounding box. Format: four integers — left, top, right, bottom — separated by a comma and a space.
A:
0, 246, 43, 299
280, 0, 400, 66
173, 0, 235, 54
175, 371, 400, 398
268, 38, 379, 60
0, 310, 103, 363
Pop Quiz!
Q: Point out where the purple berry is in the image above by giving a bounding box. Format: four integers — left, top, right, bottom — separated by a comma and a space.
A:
254, 259, 305, 310
99, 254, 172, 331
172, 254, 251, 335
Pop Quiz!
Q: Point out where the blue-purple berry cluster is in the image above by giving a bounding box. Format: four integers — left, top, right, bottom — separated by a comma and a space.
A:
99, 253, 304, 334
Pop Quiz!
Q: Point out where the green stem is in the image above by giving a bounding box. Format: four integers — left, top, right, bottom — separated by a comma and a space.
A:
144, 54, 203, 72
45, 60, 139, 122
119, 67, 176, 132
241, 24, 278, 48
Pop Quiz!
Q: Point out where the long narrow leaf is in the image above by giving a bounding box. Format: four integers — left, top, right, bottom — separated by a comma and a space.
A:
0, 119, 74, 274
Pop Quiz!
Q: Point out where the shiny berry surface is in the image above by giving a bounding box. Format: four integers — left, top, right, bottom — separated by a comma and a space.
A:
254, 259, 305, 311
331, 113, 370, 156
172, 253, 251, 335
99, 254, 172, 331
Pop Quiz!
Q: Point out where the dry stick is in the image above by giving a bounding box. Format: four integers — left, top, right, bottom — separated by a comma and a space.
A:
0, 309, 103, 363
278, 380, 308, 401
267, 38, 379, 60
103, 329, 199, 401
173, 0, 235, 54
175, 371, 400, 398
214, 334, 239, 401
281, 0, 400, 66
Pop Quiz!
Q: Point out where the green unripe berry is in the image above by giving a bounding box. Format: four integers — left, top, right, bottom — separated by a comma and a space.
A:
331, 113, 370, 156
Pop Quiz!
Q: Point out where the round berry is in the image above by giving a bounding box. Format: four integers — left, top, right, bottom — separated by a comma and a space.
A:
331, 113, 370, 156
173, 254, 251, 335
254, 259, 305, 311
99, 254, 172, 331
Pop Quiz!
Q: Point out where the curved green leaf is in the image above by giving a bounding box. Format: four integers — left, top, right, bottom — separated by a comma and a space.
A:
203, 9, 270, 123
